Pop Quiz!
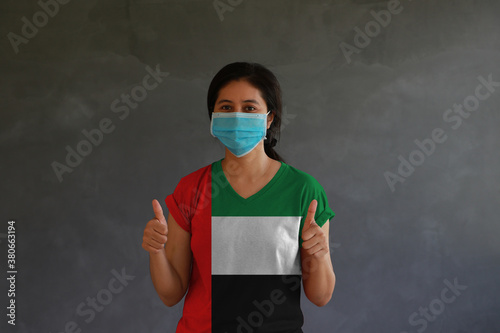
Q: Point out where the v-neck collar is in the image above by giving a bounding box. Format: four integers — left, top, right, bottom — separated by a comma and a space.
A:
213, 158, 286, 204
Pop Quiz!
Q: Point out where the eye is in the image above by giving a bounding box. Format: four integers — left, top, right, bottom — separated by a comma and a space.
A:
220, 105, 232, 111
245, 106, 257, 112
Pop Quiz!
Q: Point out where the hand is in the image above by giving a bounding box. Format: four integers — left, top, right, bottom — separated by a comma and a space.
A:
301, 199, 329, 258
142, 199, 168, 254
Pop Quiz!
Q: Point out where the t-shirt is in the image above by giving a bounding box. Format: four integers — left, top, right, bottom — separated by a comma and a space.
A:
165, 158, 335, 333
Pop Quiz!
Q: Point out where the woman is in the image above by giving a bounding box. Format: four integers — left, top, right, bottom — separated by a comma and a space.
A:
142, 62, 336, 333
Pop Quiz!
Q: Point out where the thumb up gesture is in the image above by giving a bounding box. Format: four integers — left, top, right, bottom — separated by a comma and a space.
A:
142, 199, 169, 254
301, 199, 329, 258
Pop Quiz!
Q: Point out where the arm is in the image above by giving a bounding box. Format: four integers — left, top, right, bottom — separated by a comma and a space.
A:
143, 200, 192, 307
301, 201, 336, 307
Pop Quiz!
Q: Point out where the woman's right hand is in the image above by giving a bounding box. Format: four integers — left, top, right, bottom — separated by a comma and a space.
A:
142, 199, 169, 254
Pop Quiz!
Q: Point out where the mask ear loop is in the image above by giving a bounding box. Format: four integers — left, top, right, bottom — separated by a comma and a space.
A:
264, 110, 272, 140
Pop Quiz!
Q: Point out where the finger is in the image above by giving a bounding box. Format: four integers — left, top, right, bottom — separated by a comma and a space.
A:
303, 241, 327, 258
301, 222, 318, 242
302, 237, 319, 250
145, 235, 167, 249
311, 246, 329, 258
303, 199, 318, 231
152, 199, 166, 224
142, 241, 164, 254
150, 219, 168, 235
148, 228, 168, 244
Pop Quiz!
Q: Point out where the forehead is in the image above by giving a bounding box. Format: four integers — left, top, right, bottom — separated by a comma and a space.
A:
217, 80, 264, 102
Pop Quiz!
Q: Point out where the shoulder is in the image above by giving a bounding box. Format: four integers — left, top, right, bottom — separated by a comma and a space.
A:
175, 161, 214, 188
282, 162, 322, 188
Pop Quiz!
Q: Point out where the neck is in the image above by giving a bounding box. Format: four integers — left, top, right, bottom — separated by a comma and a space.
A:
221, 144, 272, 180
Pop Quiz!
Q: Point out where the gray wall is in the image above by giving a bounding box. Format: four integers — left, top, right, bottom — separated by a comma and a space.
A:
1, 0, 499, 332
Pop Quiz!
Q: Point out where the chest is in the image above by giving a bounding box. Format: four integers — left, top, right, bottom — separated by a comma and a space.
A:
224, 161, 282, 199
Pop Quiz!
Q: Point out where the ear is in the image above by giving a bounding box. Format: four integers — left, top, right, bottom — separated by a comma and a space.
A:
267, 110, 274, 129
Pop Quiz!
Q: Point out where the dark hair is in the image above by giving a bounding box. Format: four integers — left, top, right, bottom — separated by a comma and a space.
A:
207, 62, 285, 163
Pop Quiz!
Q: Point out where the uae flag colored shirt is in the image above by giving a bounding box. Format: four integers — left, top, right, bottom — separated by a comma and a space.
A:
165, 158, 335, 333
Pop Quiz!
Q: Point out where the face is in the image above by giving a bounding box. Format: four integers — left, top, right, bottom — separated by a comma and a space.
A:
214, 80, 274, 127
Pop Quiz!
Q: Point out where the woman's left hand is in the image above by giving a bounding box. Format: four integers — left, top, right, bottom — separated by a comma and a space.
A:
301, 199, 329, 258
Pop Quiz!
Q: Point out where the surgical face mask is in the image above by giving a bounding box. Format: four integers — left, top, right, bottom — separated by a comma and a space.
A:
210, 111, 270, 158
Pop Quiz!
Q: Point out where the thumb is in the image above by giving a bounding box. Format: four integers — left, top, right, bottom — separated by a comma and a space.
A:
152, 199, 166, 224
303, 199, 318, 230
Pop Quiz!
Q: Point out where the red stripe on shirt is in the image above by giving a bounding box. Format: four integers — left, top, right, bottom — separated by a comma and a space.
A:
165, 163, 212, 333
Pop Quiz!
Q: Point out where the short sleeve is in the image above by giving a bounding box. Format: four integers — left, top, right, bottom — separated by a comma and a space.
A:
165, 177, 193, 234
314, 186, 335, 228
299, 175, 335, 245
164, 163, 213, 234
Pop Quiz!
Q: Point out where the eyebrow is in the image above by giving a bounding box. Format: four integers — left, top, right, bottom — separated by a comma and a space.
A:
216, 99, 261, 105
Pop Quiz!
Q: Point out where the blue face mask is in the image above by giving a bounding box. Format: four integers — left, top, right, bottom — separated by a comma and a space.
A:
210, 111, 271, 157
